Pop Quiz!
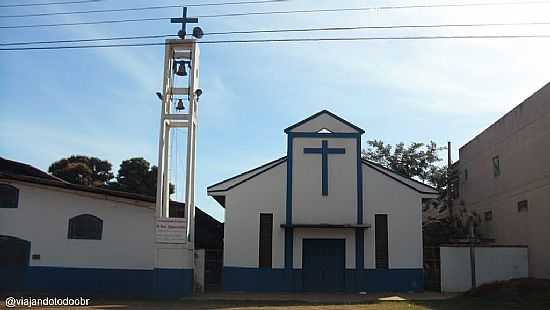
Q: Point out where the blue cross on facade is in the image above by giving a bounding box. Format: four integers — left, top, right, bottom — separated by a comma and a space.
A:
170, 7, 198, 39
304, 140, 346, 196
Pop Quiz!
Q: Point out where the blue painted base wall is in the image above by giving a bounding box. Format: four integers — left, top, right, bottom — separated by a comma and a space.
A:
0, 267, 192, 298
223, 267, 423, 293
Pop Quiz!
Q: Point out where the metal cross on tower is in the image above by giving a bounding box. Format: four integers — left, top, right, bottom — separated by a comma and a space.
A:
171, 7, 199, 39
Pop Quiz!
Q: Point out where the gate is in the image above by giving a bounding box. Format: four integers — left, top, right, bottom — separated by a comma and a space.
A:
424, 246, 441, 291
204, 249, 223, 291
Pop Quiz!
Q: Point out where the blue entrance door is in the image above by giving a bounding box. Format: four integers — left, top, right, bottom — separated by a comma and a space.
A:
302, 239, 345, 292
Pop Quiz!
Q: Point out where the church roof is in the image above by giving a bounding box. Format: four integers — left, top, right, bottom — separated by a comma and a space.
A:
0, 157, 66, 183
207, 156, 286, 194
1, 157, 222, 228
361, 159, 438, 195
284, 110, 365, 134
207, 156, 438, 207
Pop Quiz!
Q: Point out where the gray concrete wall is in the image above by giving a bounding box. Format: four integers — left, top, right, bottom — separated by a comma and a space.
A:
456, 82, 550, 279
440, 246, 528, 293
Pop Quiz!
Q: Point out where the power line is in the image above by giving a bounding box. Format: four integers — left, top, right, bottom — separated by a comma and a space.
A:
3, 1, 550, 28
0, 0, 103, 8
206, 21, 550, 35
0, 17, 170, 29
4, 21, 550, 46
196, 1, 550, 18
0, 0, 292, 18
2, 34, 550, 50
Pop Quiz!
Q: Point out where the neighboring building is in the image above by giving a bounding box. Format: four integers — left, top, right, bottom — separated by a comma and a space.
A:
207, 110, 438, 292
454, 82, 550, 279
0, 157, 222, 296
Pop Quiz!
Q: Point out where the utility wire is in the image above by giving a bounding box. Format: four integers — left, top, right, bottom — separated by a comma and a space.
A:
2, 34, 550, 50
0, 0, 103, 8
3, 1, 550, 28
0, 17, 170, 29
196, 1, 550, 18
0, 0, 292, 18
4, 21, 550, 46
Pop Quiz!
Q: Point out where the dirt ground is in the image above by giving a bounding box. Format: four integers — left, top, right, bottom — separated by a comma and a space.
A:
3, 296, 549, 310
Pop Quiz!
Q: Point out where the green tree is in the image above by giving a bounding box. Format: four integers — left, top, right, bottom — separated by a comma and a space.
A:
107, 157, 173, 197
48, 155, 113, 186
362, 140, 447, 190
362, 140, 463, 245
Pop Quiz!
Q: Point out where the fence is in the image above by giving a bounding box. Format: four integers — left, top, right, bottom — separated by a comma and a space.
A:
440, 245, 528, 293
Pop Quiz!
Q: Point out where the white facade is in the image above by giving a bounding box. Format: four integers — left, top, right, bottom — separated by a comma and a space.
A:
0, 174, 194, 297
0, 181, 155, 269
208, 110, 438, 292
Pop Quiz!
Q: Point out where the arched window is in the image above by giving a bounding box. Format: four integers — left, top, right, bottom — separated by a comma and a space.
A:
0, 184, 19, 208
68, 214, 103, 240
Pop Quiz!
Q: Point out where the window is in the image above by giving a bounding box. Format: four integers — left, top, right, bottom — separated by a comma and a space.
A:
68, 214, 103, 240
518, 200, 528, 213
258, 213, 273, 268
484, 211, 493, 221
0, 184, 19, 208
492, 156, 500, 177
375, 214, 389, 269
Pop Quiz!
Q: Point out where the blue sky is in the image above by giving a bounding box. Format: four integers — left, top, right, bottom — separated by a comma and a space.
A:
1, 0, 550, 221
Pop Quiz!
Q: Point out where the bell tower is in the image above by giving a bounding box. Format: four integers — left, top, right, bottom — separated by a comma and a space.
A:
156, 7, 203, 242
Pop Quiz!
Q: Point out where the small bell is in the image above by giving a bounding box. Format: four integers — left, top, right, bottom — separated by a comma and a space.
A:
175, 62, 187, 77
176, 99, 185, 111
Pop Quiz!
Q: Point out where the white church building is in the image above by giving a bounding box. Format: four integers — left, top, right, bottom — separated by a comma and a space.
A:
208, 110, 438, 292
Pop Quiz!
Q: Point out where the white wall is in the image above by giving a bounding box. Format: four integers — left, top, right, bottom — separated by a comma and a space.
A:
0, 181, 156, 270
223, 162, 286, 268
292, 137, 357, 225
363, 165, 424, 269
475, 247, 528, 286
222, 160, 426, 271
440, 247, 473, 293
440, 246, 529, 293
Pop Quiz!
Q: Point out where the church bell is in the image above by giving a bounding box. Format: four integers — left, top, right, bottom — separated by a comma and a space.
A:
175, 62, 187, 77
176, 98, 185, 111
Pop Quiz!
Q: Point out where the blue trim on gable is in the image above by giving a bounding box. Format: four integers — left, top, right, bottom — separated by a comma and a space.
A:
207, 158, 286, 194
356, 136, 364, 224
285, 134, 294, 270
286, 135, 293, 226
223, 267, 423, 292
291, 132, 361, 138
6, 266, 192, 298
284, 110, 365, 134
